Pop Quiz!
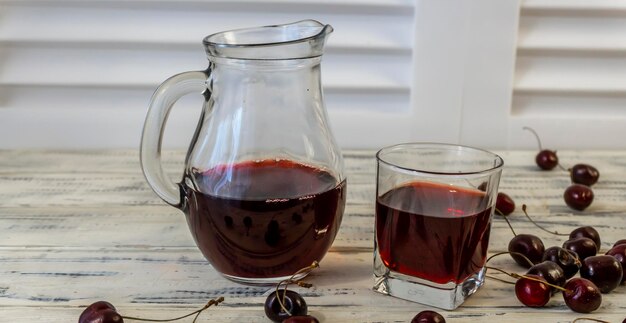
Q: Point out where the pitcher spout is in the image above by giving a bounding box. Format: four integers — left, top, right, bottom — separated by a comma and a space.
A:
203, 20, 333, 60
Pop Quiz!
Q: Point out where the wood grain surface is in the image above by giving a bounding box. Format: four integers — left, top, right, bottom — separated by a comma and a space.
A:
1, 150, 625, 322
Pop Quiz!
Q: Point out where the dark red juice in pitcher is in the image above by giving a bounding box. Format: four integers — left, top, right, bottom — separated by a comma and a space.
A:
376, 181, 492, 284
184, 159, 346, 279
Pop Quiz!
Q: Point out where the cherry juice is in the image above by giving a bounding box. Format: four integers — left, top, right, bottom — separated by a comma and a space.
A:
376, 181, 492, 285
184, 159, 346, 280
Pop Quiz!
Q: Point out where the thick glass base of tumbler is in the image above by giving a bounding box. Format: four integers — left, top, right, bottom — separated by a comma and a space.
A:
222, 272, 309, 286
373, 258, 486, 310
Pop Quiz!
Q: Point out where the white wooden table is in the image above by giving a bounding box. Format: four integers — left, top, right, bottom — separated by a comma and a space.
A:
1, 150, 625, 322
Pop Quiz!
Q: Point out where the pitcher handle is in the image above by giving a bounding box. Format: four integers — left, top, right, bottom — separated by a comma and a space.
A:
140, 70, 208, 207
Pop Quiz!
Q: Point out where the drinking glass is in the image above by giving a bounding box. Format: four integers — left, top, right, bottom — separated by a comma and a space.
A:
373, 143, 503, 309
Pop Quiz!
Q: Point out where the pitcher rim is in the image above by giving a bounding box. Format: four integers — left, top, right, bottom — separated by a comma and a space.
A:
202, 19, 333, 48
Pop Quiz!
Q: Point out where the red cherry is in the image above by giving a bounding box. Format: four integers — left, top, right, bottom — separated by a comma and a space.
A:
542, 246, 580, 279
563, 237, 597, 261
569, 226, 601, 252
580, 255, 623, 293
508, 234, 545, 268
411, 310, 446, 323
80, 309, 123, 323
562, 278, 602, 313
496, 192, 515, 215
527, 261, 566, 295
570, 164, 599, 186
79, 301, 116, 319
536, 150, 558, 170
564, 184, 594, 211
265, 290, 307, 322
79, 301, 123, 323
605, 245, 626, 284
515, 274, 551, 307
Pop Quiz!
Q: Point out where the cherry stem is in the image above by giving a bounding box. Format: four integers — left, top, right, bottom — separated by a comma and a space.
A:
121, 297, 224, 323
572, 318, 611, 323
276, 261, 320, 316
521, 204, 569, 236
485, 266, 569, 292
487, 251, 534, 268
495, 208, 517, 236
523, 126, 543, 151
557, 163, 568, 172
569, 250, 583, 267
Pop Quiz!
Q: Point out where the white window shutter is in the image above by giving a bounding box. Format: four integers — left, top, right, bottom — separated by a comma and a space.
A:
0, 1, 416, 149
509, 0, 626, 149
9, 1, 621, 150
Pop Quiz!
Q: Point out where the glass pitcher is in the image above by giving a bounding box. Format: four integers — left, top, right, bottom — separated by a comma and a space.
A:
140, 20, 346, 285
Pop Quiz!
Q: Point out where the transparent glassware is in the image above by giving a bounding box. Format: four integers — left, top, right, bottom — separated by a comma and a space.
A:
140, 20, 346, 285
373, 143, 503, 309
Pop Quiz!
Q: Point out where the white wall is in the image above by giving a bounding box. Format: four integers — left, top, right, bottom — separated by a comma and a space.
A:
1, 0, 624, 150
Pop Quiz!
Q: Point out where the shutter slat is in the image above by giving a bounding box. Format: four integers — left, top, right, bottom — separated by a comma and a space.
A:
512, 93, 626, 116
0, 45, 410, 92
0, 5, 413, 52
522, 0, 626, 12
515, 55, 626, 94
0, 88, 410, 148
0, 0, 414, 12
518, 15, 626, 53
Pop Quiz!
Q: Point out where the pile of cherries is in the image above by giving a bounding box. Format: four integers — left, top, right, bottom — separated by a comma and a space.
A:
525, 127, 599, 211
505, 219, 625, 313
496, 175, 625, 314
